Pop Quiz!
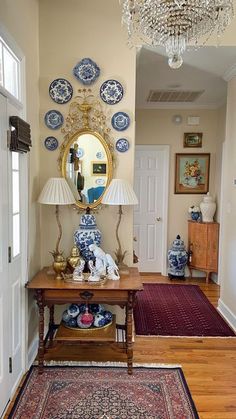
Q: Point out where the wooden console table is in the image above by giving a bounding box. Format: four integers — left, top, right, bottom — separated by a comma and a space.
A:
26, 267, 142, 374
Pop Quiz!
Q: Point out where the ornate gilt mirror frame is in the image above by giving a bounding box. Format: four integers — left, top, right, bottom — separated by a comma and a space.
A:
58, 89, 114, 210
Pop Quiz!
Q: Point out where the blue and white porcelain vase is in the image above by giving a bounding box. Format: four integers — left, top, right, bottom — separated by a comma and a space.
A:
167, 235, 188, 279
74, 212, 101, 261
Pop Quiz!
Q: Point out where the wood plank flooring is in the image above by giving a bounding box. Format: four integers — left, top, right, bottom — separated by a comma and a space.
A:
4, 275, 236, 419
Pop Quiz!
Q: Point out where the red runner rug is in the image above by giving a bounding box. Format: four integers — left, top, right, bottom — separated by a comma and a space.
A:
134, 284, 235, 337
9, 366, 199, 419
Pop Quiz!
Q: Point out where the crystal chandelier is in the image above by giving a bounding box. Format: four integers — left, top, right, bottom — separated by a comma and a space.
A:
120, 0, 234, 69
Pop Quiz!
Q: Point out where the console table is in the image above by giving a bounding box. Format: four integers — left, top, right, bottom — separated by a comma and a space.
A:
26, 267, 142, 374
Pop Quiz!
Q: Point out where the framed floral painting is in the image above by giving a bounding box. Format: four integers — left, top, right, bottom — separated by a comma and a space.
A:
175, 153, 210, 194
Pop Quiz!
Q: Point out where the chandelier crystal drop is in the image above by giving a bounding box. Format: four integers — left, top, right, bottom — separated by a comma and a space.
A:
120, 0, 234, 68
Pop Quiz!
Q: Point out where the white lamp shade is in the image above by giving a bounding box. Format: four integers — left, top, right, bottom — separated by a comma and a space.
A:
38, 177, 76, 205
101, 179, 138, 206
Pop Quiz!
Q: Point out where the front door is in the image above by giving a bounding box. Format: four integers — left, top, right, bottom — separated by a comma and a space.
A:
0, 93, 11, 415
133, 145, 169, 273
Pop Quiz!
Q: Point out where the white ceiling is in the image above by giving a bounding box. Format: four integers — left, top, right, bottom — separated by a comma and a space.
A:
136, 46, 236, 109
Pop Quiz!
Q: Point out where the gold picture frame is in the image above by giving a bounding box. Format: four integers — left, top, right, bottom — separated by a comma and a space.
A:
91, 161, 107, 176
184, 132, 202, 148
175, 153, 210, 194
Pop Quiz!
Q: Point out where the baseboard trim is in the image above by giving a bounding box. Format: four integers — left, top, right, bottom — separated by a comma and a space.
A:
27, 336, 38, 369
218, 299, 236, 332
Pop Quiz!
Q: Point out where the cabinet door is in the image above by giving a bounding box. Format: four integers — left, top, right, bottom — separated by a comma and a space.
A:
207, 223, 219, 271
188, 222, 207, 269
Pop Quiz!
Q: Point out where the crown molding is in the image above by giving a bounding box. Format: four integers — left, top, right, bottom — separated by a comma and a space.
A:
223, 63, 236, 82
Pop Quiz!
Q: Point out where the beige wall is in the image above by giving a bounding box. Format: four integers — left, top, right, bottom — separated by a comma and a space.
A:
39, 0, 136, 268
136, 108, 225, 247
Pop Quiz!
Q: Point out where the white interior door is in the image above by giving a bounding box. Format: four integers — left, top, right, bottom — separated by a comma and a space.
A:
0, 93, 11, 416
134, 145, 169, 273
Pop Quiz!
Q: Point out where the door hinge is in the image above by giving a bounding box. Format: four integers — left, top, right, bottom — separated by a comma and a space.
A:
8, 246, 12, 263
9, 357, 12, 374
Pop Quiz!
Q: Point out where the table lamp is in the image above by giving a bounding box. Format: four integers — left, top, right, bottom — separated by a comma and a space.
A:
38, 177, 76, 278
101, 178, 138, 270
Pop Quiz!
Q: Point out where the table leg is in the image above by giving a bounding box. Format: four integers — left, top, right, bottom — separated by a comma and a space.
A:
49, 305, 55, 347
126, 291, 134, 375
36, 290, 45, 374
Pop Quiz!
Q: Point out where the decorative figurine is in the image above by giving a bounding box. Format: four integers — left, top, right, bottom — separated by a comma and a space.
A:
73, 259, 85, 281
88, 260, 102, 282
88, 243, 120, 280
167, 235, 188, 280
67, 245, 81, 270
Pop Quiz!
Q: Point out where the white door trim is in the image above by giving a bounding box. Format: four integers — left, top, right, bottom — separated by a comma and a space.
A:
135, 145, 170, 275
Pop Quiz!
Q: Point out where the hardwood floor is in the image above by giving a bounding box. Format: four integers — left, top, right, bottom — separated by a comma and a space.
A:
4, 275, 236, 419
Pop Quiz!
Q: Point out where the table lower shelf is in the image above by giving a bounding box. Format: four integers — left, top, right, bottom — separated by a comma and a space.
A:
55, 317, 117, 343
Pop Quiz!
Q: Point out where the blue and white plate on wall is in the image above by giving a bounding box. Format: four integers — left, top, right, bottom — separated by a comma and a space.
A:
76, 147, 84, 158
44, 136, 59, 151
73, 58, 100, 85
44, 110, 64, 129
100, 79, 123, 105
116, 138, 130, 153
49, 78, 73, 104
111, 112, 130, 131
96, 151, 104, 159
95, 178, 105, 185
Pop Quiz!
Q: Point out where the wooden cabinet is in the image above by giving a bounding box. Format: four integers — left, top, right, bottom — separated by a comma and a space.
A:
188, 221, 219, 283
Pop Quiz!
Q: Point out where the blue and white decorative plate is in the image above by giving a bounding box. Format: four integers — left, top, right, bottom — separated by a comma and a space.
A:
96, 151, 104, 159
116, 138, 130, 153
100, 79, 123, 105
44, 136, 59, 151
76, 147, 84, 158
111, 112, 130, 131
73, 58, 100, 85
44, 110, 64, 129
95, 178, 105, 186
49, 78, 73, 104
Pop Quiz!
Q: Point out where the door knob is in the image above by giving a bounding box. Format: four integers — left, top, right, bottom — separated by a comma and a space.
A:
156, 217, 161, 222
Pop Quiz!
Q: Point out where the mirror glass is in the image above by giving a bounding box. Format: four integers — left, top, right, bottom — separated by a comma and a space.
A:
62, 132, 112, 209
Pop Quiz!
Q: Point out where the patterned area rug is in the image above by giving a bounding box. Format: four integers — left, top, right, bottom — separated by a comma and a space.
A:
134, 284, 235, 337
9, 366, 199, 419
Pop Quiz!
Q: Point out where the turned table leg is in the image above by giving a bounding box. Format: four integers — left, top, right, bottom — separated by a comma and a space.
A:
126, 291, 134, 375
36, 290, 45, 374
49, 305, 55, 347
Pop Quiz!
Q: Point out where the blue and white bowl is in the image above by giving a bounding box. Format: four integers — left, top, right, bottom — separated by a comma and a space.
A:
68, 304, 80, 318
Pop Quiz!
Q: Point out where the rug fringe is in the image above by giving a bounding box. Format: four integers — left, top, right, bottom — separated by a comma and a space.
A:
135, 334, 236, 339
34, 360, 181, 368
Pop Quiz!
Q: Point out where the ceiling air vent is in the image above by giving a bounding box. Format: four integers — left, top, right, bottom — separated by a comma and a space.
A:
147, 90, 205, 103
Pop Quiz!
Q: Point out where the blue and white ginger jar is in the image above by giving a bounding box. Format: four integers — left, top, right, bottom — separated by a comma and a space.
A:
167, 235, 188, 279
74, 213, 101, 261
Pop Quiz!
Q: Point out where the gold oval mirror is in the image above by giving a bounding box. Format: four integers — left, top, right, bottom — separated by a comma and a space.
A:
61, 129, 113, 209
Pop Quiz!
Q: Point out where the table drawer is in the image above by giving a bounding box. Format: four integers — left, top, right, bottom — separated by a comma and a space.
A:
44, 289, 128, 304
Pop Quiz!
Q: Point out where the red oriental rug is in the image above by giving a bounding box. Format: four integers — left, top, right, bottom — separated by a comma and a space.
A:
8, 366, 199, 419
134, 284, 235, 337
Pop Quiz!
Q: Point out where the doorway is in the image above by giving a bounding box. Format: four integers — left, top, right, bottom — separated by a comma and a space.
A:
133, 145, 169, 274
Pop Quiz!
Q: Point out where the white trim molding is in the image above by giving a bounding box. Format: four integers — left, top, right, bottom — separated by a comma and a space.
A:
223, 63, 236, 82
218, 299, 236, 332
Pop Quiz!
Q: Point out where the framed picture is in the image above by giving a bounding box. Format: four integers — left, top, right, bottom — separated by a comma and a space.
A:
91, 161, 107, 176
175, 153, 210, 194
184, 132, 202, 148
